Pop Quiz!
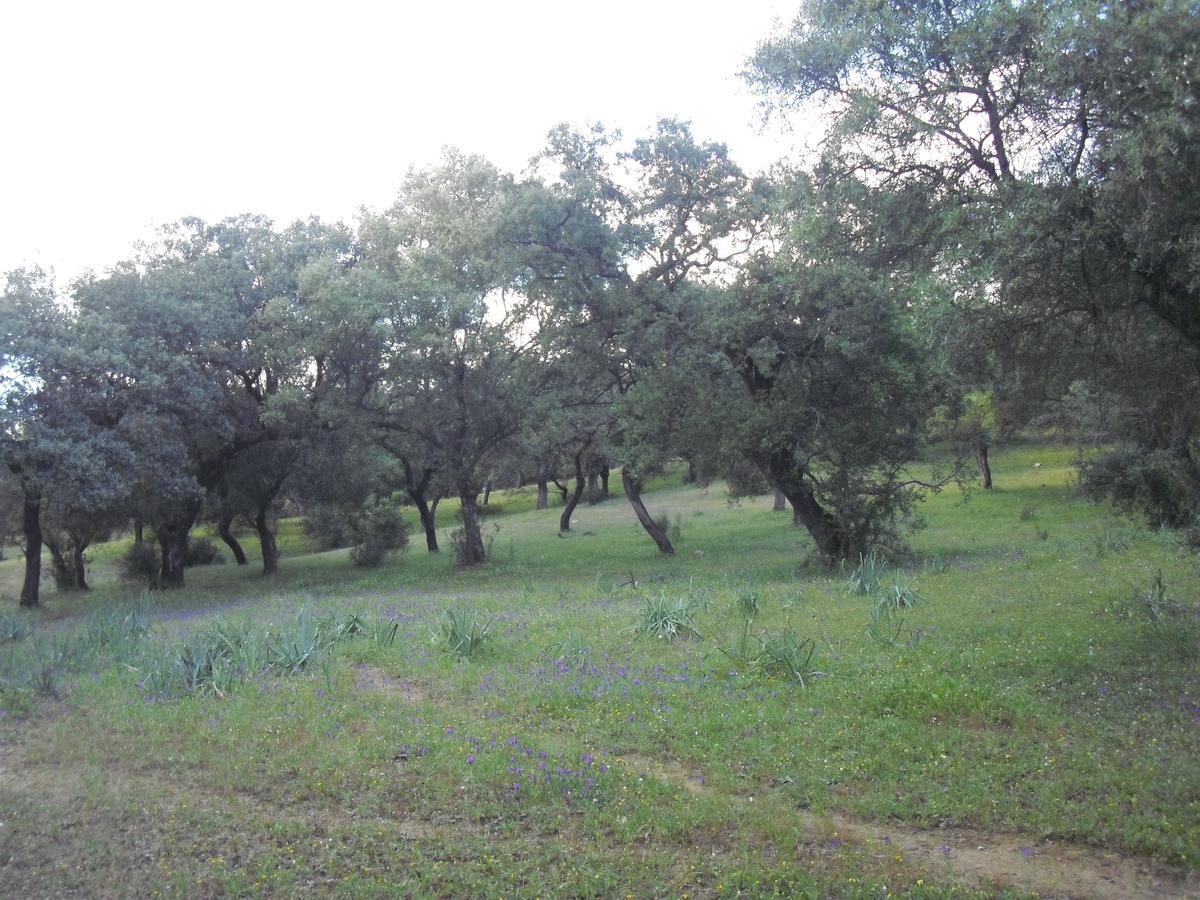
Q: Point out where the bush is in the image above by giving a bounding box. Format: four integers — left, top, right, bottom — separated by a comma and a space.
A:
303, 502, 358, 551
1078, 448, 1198, 529
119, 542, 160, 587
184, 537, 224, 567
348, 497, 411, 567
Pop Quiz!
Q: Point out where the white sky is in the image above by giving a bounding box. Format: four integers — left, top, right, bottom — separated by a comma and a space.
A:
1, 0, 803, 280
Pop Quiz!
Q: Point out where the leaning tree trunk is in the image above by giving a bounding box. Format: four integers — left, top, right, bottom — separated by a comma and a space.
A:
781, 483, 852, 566
536, 477, 549, 510
773, 490, 787, 512
973, 441, 993, 490
621, 468, 674, 555
156, 499, 201, 588
553, 480, 570, 506
19, 489, 42, 608
255, 503, 279, 575
560, 449, 587, 532
456, 488, 487, 565
217, 512, 248, 566
414, 494, 440, 553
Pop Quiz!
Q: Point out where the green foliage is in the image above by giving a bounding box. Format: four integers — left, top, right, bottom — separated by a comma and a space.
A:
875, 579, 922, 612
184, 537, 224, 567
844, 550, 888, 596
735, 592, 760, 621
437, 608, 496, 660
302, 502, 358, 552
0, 611, 29, 642
118, 542, 160, 587
543, 633, 589, 668
866, 601, 907, 649
1120, 570, 1182, 629
1078, 448, 1199, 530
348, 496, 411, 568
633, 594, 701, 642
653, 512, 683, 546
756, 629, 823, 686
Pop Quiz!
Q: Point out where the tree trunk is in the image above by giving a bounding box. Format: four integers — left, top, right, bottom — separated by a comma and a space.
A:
72, 543, 89, 592
46, 537, 76, 592
456, 488, 487, 565
133, 518, 144, 546
218, 512, 248, 566
974, 441, 993, 490
536, 478, 549, 510
683, 458, 697, 484
587, 471, 598, 492
773, 490, 787, 511
600, 466, 609, 497
414, 492, 440, 553
482, 482, 492, 506
622, 468, 674, 555
255, 504, 279, 575
553, 480, 570, 505
783, 483, 851, 566
19, 489, 42, 608
560, 449, 587, 532
156, 500, 201, 588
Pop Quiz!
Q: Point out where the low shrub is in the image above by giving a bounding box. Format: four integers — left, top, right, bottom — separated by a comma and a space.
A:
348, 497, 411, 567
184, 537, 224, 567
118, 542, 160, 587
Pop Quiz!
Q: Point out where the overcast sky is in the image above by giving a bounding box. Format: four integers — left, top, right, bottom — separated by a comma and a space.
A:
1, 0, 802, 279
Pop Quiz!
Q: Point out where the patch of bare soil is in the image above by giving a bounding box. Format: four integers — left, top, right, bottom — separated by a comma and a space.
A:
820, 812, 1197, 900
619, 752, 709, 796
622, 747, 1196, 899
352, 664, 429, 703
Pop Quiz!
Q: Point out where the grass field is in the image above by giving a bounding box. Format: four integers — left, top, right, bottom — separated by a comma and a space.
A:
1, 446, 1197, 898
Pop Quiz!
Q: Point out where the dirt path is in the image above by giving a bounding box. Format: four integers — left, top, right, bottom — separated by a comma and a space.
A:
2, 727, 1196, 899
617, 750, 1198, 899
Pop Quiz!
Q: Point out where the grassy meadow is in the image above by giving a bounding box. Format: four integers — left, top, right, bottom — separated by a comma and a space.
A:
0, 445, 1197, 898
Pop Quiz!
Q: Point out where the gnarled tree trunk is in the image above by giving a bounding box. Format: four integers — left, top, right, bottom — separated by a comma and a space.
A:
780, 481, 852, 566
622, 468, 674, 555
402, 459, 441, 553
156, 499, 202, 588
255, 503, 279, 575
560, 446, 588, 532
456, 487, 487, 565
218, 512, 248, 566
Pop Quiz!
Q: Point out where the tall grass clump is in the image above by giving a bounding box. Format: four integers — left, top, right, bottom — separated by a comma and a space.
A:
844, 550, 887, 595
438, 608, 496, 660
756, 629, 824, 686
634, 593, 701, 641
